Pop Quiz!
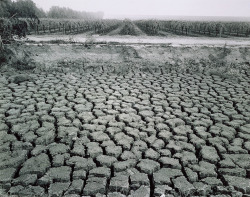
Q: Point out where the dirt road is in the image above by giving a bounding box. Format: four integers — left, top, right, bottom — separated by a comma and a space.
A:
25, 34, 250, 46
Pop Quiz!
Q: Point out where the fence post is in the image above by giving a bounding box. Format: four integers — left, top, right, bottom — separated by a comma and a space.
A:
219, 26, 223, 37
36, 25, 39, 35
62, 24, 65, 34
0, 35, 4, 50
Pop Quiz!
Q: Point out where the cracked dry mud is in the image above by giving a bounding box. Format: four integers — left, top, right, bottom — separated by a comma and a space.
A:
0, 71, 250, 197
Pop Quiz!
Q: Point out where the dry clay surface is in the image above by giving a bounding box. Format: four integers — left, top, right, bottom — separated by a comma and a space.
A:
0, 70, 250, 197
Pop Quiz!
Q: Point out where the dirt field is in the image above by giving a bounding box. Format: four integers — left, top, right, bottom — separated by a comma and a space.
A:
0, 36, 250, 197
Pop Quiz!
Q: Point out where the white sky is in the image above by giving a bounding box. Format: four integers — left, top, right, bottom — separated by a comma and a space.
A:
32, 0, 250, 18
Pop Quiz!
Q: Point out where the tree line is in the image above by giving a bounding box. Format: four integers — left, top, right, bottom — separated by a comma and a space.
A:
0, 0, 104, 20
47, 6, 104, 20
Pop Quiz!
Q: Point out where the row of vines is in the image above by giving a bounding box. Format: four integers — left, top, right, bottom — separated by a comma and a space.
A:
1, 18, 250, 39
0, 18, 121, 41
136, 20, 250, 37
30, 19, 250, 37
119, 20, 138, 35
29, 19, 120, 35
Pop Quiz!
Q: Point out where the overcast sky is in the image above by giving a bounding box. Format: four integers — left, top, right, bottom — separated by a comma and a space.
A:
32, 0, 250, 18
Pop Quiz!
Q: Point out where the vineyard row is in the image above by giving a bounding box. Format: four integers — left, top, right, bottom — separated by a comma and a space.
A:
136, 20, 250, 37
1, 18, 250, 38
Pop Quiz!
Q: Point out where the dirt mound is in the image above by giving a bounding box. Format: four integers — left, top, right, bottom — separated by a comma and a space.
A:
1, 41, 250, 80
11, 74, 33, 83
0, 43, 36, 71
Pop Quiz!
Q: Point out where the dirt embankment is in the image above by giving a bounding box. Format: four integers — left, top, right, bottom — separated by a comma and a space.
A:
1, 42, 250, 79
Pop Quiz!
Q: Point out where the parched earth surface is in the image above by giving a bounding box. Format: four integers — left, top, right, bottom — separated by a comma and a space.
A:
0, 71, 250, 197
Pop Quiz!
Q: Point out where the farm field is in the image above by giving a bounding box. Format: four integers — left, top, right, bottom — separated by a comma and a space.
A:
28, 18, 250, 38
0, 38, 250, 196
2, 18, 250, 42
